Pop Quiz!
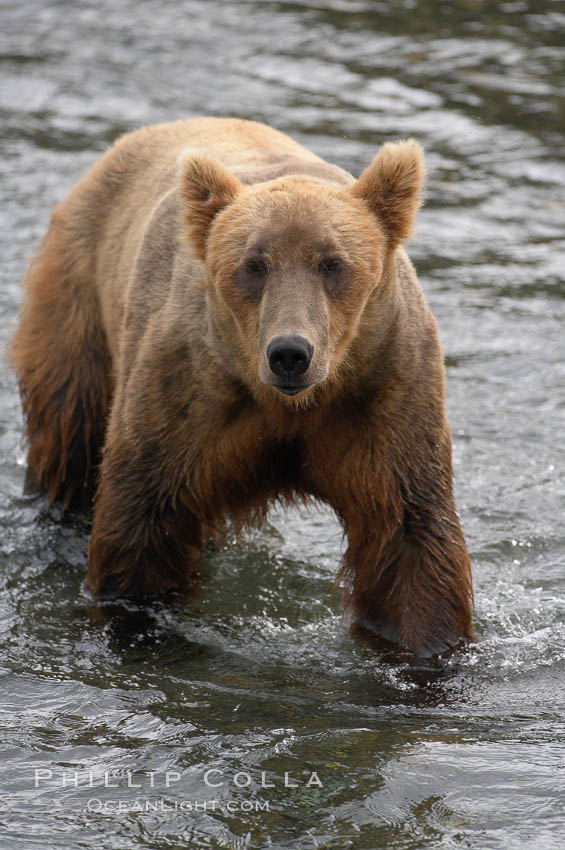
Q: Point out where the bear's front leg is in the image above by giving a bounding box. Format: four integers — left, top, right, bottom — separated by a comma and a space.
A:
341, 435, 474, 657
311, 423, 475, 658
340, 503, 474, 658
86, 440, 202, 597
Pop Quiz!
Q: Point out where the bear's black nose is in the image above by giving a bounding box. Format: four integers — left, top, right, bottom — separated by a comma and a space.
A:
267, 335, 313, 378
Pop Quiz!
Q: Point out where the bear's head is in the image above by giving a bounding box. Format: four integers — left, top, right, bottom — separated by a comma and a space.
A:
180, 141, 424, 408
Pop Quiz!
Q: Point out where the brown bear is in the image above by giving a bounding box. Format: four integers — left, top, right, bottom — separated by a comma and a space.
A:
11, 117, 474, 657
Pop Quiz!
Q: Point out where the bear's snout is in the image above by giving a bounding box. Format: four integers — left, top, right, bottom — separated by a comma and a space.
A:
266, 335, 313, 392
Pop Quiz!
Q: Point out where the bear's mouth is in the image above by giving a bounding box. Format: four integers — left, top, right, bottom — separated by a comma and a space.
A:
274, 383, 306, 396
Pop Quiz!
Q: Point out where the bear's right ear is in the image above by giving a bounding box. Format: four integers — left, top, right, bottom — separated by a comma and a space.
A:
180, 154, 242, 261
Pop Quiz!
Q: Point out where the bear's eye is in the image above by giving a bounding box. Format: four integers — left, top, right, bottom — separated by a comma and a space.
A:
245, 258, 267, 277
319, 258, 341, 276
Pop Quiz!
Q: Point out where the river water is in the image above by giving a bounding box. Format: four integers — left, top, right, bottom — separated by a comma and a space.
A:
1, 1, 564, 848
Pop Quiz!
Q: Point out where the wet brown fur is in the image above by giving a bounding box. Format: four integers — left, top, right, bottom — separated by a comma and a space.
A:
11, 117, 474, 657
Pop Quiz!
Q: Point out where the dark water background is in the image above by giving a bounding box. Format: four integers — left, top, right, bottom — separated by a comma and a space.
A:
1, 1, 565, 847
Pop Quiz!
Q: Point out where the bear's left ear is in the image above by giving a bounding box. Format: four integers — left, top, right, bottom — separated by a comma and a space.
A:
351, 139, 425, 247
180, 154, 242, 260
